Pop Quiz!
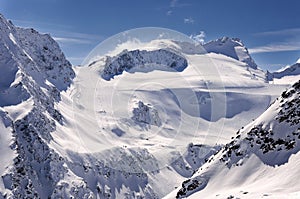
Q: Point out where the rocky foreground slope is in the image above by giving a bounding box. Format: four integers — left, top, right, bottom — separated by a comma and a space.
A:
171, 80, 300, 198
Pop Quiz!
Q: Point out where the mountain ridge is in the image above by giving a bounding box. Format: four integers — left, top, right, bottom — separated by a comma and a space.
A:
0, 13, 91, 198
266, 62, 300, 82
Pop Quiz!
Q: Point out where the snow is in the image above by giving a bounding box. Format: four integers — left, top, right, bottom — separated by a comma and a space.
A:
166, 80, 300, 198
0, 111, 15, 196
51, 38, 288, 197
276, 64, 291, 72
170, 151, 300, 199
203, 37, 258, 69
65, 46, 273, 153
3, 98, 34, 121
8, 33, 16, 45
183, 152, 300, 199
0, 12, 299, 198
267, 63, 300, 83
272, 74, 300, 85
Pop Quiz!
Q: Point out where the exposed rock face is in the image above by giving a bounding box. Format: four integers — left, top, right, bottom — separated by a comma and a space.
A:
132, 101, 162, 127
101, 49, 188, 80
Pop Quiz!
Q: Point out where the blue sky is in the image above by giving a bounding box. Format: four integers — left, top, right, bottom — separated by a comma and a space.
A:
1, 0, 299, 70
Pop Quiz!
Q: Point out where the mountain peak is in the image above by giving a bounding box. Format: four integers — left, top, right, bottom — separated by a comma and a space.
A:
0, 14, 74, 92
203, 37, 258, 69
219, 36, 242, 44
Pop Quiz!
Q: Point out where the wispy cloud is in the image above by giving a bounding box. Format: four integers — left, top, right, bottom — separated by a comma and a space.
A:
170, 0, 177, 7
165, 0, 192, 15
190, 31, 205, 44
250, 28, 300, 54
249, 41, 300, 54
184, 17, 194, 24
170, 0, 191, 8
254, 28, 300, 36
53, 37, 92, 44
166, 10, 173, 16
10, 19, 71, 29
10, 18, 103, 45
10, 18, 105, 65
50, 30, 104, 46
45, 31, 103, 46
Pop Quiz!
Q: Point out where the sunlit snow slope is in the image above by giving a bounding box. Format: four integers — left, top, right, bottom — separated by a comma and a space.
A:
55, 38, 287, 197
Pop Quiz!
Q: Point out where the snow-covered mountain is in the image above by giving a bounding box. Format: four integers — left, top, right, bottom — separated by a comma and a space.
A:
65, 34, 288, 198
0, 12, 298, 199
203, 37, 258, 70
166, 80, 300, 198
266, 62, 300, 84
0, 13, 87, 198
